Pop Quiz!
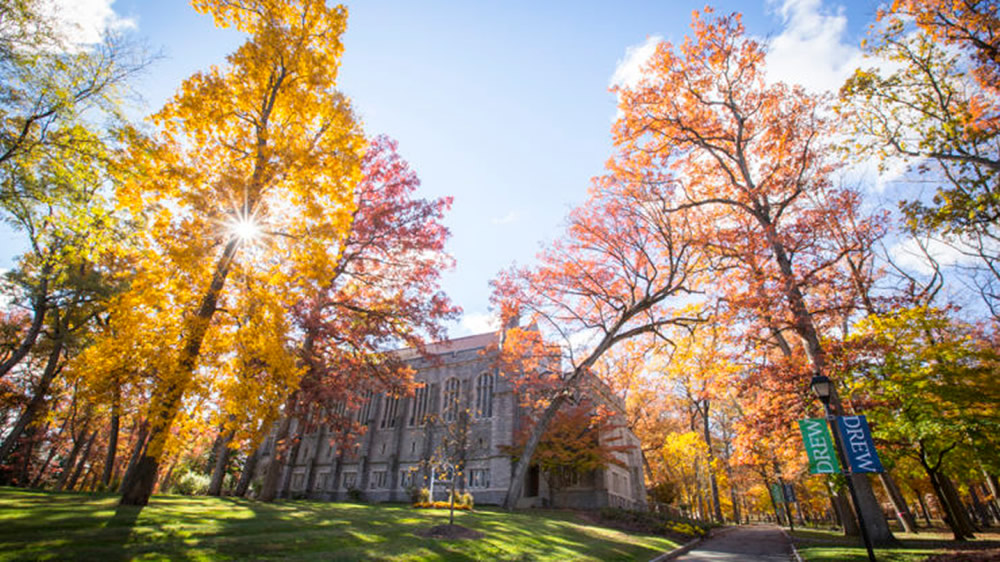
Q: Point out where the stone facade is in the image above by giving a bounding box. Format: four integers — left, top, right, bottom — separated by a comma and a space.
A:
256, 331, 646, 510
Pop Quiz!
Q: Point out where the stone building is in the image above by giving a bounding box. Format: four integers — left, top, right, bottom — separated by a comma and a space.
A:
258, 330, 647, 510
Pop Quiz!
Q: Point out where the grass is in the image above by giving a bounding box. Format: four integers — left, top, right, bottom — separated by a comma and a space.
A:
791, 525, 1000, 562
0, 487, 679, 561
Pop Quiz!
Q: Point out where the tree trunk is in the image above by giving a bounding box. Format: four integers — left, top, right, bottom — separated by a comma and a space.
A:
914, 488, 933, 526
101, 384, 121, 489
158, 455, 179, 494
926, 467, 967, 540
880, 471, 918, 533
0, 338, 64, 465
259, 414, 294, 502
0, 276, 49, 379
30, 441, 59, 488
208, 430, 234, 496
985, 472, 1000, 518
118, 422, 149, 494
30, 414, 71, 488
968, 483, 991, 527
56, 424, 90, 491
729, 480, 741, 524
829, 481, 860, 536
700, 400, 723, 523
119, 238, 240, 506
235, 447, 260, 498
67, 430, 98, 490
502, 391, 567, 509
941, 473, 977, 537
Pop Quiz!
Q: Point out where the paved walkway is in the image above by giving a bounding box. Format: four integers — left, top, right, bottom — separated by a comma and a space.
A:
673, 525, 794, 562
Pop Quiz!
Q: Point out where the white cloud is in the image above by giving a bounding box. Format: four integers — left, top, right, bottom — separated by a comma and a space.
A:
491, 211, 520, 225
458, 312, 499, 336
609, 35, 662, 90
764, 0, 864, 93
40, 0, 136, 48
888, 236, 982, 276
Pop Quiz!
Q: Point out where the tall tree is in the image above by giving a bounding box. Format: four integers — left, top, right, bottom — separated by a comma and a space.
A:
610, 9, 893, 544
840, 0, 1000, 315
253, 135, 457, 501
843, 306, 1000, 540
0, 131, 132, 475
492, 167, 704, 509
115, 0, 364, 506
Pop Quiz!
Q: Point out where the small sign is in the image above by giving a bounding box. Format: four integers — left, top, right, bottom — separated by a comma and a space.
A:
798, 418, 841, 474
783, 483, 796, 503
837, 415, 884, 473
770, 483, 784, 503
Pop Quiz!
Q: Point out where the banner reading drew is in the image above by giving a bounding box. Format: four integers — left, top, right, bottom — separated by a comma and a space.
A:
798, 418, 840, 474
837, 415, 884, 473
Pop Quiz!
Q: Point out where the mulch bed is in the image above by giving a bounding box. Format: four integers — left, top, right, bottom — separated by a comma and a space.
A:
418, 524, 484, 540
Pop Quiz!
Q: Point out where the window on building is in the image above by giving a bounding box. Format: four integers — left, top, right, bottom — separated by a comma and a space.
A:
343, 472, 357, 490
370, 470, 388, 489
474, 372, 494, 418
380, 393, 400, 429
408, 384, 429, 426
401, 469, 415, 489
357, 390, 376, 426
318, 471, 330, 490
558, 467, 581, 488
442, 377, 460, 422
291, 472, 304, 491
469, 468, 490, 489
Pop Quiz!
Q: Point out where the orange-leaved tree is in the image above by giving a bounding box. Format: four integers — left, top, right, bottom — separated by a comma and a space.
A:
112, 0, 364, 505
610, 9, 893, 543
492, 166, 705, 509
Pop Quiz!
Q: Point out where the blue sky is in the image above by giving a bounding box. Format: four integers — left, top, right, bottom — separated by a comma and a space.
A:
4, 0, 885, 336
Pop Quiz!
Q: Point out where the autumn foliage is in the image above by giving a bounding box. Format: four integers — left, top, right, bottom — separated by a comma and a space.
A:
0, 0, 997, 536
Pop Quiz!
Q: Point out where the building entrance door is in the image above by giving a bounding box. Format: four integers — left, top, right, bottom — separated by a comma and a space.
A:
527, 465, 539, 497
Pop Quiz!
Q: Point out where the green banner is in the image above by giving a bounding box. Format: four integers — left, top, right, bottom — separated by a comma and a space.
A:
770, 483, 784, 503
798, 418, 841, 474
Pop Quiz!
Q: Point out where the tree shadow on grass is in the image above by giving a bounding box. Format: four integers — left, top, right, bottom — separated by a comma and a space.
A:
95, 503, 144, 562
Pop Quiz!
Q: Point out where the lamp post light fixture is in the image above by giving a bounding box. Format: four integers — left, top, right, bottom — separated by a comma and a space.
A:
810, 374, 877, 562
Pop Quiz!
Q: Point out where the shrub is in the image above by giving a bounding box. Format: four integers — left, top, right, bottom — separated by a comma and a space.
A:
171, 471, 211, 496
414, 487, 431, 505
461, 492, 474, 509
346, 487, 364, 502
666, 521, 706, 537
412, 501, 471, 511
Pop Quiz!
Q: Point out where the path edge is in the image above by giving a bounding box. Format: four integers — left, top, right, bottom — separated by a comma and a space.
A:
781, 527, 804, 562
650, 525, 737, 562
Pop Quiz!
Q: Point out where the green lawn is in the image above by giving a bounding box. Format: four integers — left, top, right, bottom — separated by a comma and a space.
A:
0, 488, 678, 561
791, 526, 1000, 562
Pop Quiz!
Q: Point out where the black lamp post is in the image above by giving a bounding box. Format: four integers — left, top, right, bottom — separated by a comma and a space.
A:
810, 374, 877, 562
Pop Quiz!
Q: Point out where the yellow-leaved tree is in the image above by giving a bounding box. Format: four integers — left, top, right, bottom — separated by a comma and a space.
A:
111, 0, 364, 505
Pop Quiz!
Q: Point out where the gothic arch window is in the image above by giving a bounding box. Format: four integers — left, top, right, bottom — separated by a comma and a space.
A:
357, 389, 375, 426
442, 377, 460, 422
474, 372, 494, 418
380, 393, 400, 429
408, 383, 429, 426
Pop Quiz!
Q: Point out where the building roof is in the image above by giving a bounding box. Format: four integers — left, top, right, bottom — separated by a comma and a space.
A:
393, 331, 500, 360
